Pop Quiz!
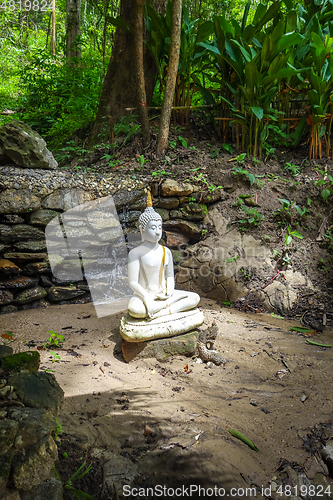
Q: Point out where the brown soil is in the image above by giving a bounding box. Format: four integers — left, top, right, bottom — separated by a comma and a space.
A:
1, 298, 332, 499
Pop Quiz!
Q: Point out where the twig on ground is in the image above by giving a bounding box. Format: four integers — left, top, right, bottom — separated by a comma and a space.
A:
262, 259, 283, 289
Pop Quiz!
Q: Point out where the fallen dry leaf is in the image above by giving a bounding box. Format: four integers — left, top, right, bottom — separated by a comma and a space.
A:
88, 410, 98, 418
143, 425, 152, 436
2, 333, 13, 340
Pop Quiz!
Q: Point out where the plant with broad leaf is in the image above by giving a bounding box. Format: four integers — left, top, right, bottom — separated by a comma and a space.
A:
238, 206, 264, 226
285, 225, 304, 245
314, 168, 333, 200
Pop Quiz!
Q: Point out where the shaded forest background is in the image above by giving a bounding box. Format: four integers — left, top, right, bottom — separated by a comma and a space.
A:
3, 0, 333, 165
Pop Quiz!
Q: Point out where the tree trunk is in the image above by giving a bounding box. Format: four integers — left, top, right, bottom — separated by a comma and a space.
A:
66, 0, 81, 59
156, 0, 182, 158
88, 0, 136, 147
50, 0, 56, 55
135, 0, 150, 148
88, 0, 165, 148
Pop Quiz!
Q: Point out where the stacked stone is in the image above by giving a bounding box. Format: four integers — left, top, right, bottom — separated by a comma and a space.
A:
0, 172, 220, 314
0, 345, 64, 500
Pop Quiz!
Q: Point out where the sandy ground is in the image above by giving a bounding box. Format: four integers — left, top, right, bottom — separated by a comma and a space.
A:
1, 298, 333, 498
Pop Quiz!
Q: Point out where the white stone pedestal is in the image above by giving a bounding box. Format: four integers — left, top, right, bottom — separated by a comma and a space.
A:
120, 308, 204, 342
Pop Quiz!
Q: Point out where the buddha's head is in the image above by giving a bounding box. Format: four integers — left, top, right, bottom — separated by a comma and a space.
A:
139, 191, 162, 243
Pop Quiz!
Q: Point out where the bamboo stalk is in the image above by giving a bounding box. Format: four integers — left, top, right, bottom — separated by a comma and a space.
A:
125, 104, 217, 111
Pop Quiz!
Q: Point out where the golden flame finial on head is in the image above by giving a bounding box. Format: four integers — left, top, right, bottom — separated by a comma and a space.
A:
146, 190, 153, 208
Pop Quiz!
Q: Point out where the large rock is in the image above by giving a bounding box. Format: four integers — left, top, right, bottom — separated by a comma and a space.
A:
4, 253, 47, 261
155, 208, 170, 221
0, 259, 21, 275
122, 330, 200, 362
321, 439, 333, 476
161, 179, 198, 196
1, 305, 18, 314
0, 449, 14, 488
0, 276, 39, 290
1, 351, 40, 373
29, 209, 59, 227
9, 408, 56, 449
0, 290, 13, 305
47, 286, 86, 302
0, 420, 19, 457
0, 486, 21, 500
0, 190, 41, 215
118, 210, 141, 224
163, 219, 201, 236
0, 215, 25, 224
165, 231, 190, 248
113, 188, 146, 209
11, 435, 58, 490
157, 196, 179, 209
22, 299, 50, 311
87, 211, 120, 231
0, 345, 13, 358
42, 188, 93, 211
177, 203, 207, 221
96, 226, 123, 242
0, 225, 45, 243
14, 286, 47, 305
14, 241, 47, 252
22, 262, 50, 275
20, 478, 63, 500
8, 372, 64, 416
0, 120, 57, 170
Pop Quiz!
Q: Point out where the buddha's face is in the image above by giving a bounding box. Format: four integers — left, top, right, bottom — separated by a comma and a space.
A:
141, 220, 162, 243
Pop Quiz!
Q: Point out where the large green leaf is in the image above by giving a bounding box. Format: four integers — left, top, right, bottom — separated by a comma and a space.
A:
292, 115, 307, 146
310, 32, 327, 73
232, 40, 252, 62
253, 3, 269, 26
244, 1, 282, 42
242, 2, 252, 33
197, 42, 221, 56
250, 106, 264, 120
107, 16, 131, 31
286, 10, 298, 33
214, 16, 234, 36
276, 32, 303, 54
196, 84, 216, 105
244, 59, 258, 96
283, 0, 294, 11
196, 21, 214, 43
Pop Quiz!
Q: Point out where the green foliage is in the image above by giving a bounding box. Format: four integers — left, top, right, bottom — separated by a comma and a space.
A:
152, 169, 172, 177
64, 462, 93, 500
275, 198, 307, 223
53, 417, 64, 441
5, 0, 333, 160
313, 168, 333, 200
53, 461, 93, 500
43, 331, 65, 349
284, 162, 301, 176
192, 172, 223, 191
18, 51, 103, 147
238, 205, 264, 226
286, 224, 304, 245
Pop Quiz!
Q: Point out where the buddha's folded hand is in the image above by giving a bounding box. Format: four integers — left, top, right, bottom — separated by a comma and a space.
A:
154, 292, 171, 301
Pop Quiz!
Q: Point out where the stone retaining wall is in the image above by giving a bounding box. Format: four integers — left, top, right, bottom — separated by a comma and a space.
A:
0, 345, 64, 500
0, 167, 220, 314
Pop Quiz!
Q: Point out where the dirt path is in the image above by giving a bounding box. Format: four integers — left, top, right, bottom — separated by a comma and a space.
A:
1, 300, 332, 498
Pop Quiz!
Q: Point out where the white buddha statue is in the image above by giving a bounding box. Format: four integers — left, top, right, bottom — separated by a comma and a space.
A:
120, 191, 204, 342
